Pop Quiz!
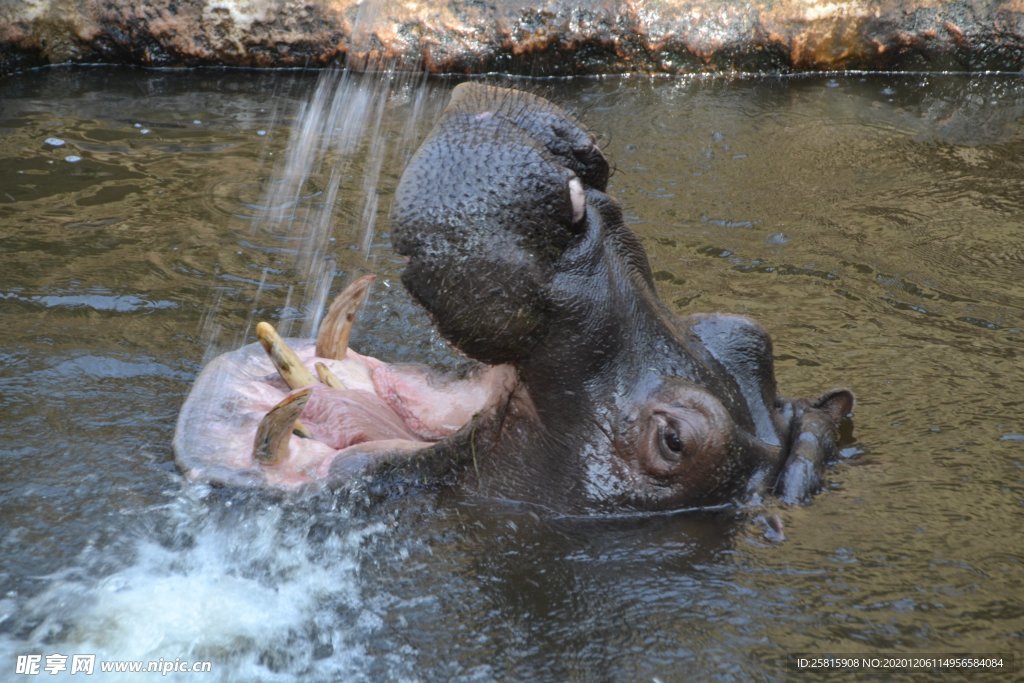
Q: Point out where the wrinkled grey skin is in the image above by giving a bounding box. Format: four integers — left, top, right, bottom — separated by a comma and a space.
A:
389, 84, 854, 514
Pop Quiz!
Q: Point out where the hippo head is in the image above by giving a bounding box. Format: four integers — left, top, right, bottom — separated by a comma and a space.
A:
389, 83, 853, 512
174, 83, 853, 515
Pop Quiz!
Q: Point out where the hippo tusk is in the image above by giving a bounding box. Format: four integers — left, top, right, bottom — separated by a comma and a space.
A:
316, 274, 376, 360
253, 388, 312, 465
315, 361, 345, 389
255, 320, 315, 436
256, 321, 317, 389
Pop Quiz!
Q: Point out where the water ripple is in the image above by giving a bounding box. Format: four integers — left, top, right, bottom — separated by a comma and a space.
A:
0, 290, 177, 312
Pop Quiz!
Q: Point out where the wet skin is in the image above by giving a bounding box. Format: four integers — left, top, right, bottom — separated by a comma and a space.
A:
174, 83, 854, 514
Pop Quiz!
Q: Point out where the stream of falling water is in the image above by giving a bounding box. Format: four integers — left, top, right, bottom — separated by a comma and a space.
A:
205, 63, 436, 354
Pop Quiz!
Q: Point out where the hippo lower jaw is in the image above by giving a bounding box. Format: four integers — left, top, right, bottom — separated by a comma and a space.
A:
173, 277, 520, 491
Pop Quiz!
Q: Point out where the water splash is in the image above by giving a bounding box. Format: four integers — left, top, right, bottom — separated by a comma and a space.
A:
0, 490, 390, 682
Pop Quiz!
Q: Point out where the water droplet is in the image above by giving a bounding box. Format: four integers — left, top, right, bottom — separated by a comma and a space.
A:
192, 119, 202, 126
256, 130, 268, 137
140, 128, 150, 135
133, 122, 142, 128
44, 137, 65, 147
64, 155, 82, 163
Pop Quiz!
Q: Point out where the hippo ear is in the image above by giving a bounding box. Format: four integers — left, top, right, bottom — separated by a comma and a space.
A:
813, 389, 855, 424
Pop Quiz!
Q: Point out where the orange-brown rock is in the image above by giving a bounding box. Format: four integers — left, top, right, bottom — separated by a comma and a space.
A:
2, 1, 1022, 77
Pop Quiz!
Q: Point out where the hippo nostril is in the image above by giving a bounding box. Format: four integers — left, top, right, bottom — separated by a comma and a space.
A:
569, 176, 585, 227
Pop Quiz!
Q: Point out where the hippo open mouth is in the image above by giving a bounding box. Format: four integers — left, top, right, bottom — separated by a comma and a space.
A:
174, 83, 853, 514
174, 275, 519, 490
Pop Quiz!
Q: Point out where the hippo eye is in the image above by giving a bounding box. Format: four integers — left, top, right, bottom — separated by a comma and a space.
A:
664, 430, 683, 453
658, 420, 685, 461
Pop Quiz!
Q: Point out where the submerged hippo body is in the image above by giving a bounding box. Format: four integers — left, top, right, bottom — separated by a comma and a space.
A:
174, 84, 853, 514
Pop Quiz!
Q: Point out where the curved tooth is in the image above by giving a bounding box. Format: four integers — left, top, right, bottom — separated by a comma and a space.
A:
316, 274, 376, 360
253, 388, 312, 465
315, 361, 345, 390
256, 321, 316, 389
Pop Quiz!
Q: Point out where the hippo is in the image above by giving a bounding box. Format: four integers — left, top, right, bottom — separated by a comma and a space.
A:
174, 83, 853, 514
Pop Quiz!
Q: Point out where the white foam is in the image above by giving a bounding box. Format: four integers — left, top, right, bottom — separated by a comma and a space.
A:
0, 494, 391, 682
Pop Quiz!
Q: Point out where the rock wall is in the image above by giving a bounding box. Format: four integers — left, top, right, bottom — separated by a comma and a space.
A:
2, 1, 1023, 77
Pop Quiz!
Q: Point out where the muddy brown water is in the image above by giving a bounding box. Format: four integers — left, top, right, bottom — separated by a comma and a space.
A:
0, 67, 1021, 681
